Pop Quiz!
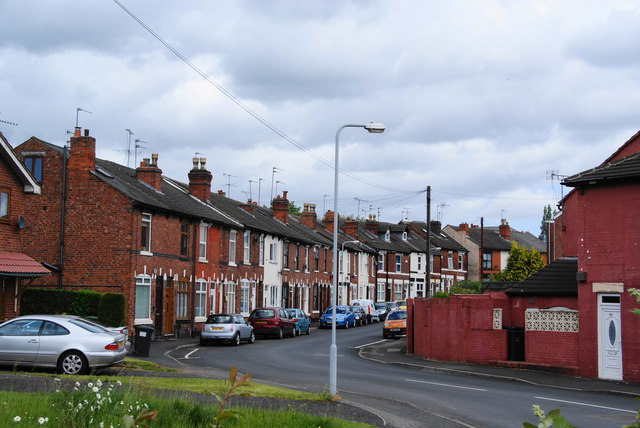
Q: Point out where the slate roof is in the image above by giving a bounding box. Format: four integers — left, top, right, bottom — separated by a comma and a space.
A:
484, 227, 546, 253
562, 151, 640, 187
505, 257, 577, 296
465, 228, 512, 251
357, 221, 412, 253
404, 221, 467, 253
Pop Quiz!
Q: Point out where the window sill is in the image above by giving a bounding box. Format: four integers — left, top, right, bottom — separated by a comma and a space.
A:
194, 316, 207, 323
140, 251, 153, 257
243, 261, 251, 265
228, 262, 237, 267
134, 318, 153, 325
198, 258, 208, 263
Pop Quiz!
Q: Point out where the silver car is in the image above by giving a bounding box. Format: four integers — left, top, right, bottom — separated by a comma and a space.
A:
0, 314, 127, 375
200, 314, 255, 346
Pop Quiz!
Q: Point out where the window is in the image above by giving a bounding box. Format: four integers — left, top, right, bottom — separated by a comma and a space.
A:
384, 230, 390, 242
269, 242, 277, 263
195, 280, 207, 319
402, 231, 407, 241
417, 255, 422, 271
394, 282, 402, 301
458, 253, 464, 270
243, 231, 250, 263
269, 285, 278, 306
259, 235, 264, 265
324, 248, 328, 271
229, 230, 237, 264
199, 224, 207, 261
429, 254, 434, 273
134, 275, 152, 322
416, 280, 424, 298
176, 280, 189, 319
378, 254, 384, 271
447, 253, 453, 269
0, 189, 8, 220
180, 223, 189, 257
482, 252, 492, 270
24, 156, 43, 182
313, 284, 319, 310
377, 283, 385, 302
240, 279, 250, 314
140, 213, 152, 253
209, 283, 217, 314
226, 282, 236, 312
304, 247, 309, 271
395, 255, 401, 272
283, 243, 289, 268
314, 247, 319, 271
294, 244, 300, 270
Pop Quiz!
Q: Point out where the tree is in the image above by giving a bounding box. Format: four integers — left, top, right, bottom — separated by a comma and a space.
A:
492, 242, 544, 282
538, 204, 553, 241
288, 201, 301, 216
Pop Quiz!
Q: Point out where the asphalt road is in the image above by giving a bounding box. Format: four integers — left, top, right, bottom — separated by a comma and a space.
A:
161, 323, 638, 428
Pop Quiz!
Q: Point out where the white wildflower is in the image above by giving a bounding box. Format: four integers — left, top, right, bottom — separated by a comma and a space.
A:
37, 417, 45, 424
87, 382, 93, 388
92, 386, 99, 393
96, 380, 102, 387
13, 416, 21, 422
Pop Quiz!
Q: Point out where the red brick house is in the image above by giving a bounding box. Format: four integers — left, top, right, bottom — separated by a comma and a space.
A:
0, 133, 50, 320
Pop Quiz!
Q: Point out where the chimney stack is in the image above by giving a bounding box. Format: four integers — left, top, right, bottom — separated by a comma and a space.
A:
135, 153, 163, 190
188, 157, 212, 201
365, 214, 378, 234
459, 223, 469, 236
272, 190, 289, 223
301, 203, 317, 230
430, 220, 441, 235
499, 219, 511, 240
344, 217, 358, 238
324, 210, 336, 233
67, 128, 96, 173
240, 199, 255, 215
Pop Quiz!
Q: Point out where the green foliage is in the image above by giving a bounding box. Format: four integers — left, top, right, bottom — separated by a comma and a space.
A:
630, 289, 640, 317
289, 201, 302, 216
491, 243, 544, 282
20, 288, 126, 326
208, 366, 253, 428
98, 292, 126, 326
539, 204, 553, 241
449, 280, 483, 294
431, 291, 450, 298
523, 405, 576, 428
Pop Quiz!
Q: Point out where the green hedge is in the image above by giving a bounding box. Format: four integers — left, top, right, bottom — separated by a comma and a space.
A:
20, 289, 126, 327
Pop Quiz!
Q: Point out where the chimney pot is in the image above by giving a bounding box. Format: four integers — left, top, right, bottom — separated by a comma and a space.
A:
151, 153, 158, 166
192, 157, 199, 170
84, 129, 90, 136
199, 157, 207, 169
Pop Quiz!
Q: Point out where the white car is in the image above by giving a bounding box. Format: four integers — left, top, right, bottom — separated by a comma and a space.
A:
351, 299, 380, 323
0, 315, 127, 375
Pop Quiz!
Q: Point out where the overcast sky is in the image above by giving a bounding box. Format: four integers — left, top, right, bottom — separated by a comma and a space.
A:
2, 0, 639, 236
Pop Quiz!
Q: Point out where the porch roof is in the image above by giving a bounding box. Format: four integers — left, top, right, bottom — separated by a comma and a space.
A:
0, 252, 51, 277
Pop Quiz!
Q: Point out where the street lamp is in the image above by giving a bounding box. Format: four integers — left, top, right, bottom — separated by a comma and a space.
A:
330, 122, 385, 396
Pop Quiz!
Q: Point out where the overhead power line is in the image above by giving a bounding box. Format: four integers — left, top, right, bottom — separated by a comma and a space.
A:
113, 0, 410, 193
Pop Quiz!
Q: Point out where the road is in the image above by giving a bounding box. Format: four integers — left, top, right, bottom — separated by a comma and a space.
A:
162, 323, 638, 428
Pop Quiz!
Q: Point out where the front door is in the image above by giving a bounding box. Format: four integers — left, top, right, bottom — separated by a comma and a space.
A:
598, 294, 622, 380
163, 279, 175, 336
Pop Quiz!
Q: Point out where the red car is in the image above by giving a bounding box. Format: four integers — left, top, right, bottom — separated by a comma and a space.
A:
248, 307, 296, 339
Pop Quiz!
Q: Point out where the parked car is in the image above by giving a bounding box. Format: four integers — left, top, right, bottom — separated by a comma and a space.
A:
248, 307, 296, 339
395, 301, 407, 311
351, 299, 379, 323
319, 306, 356, 329
285, 308, 311, 336
383, 310, 407, 339
349, 305, 367, 326
374, 301, 398, 321
0, 315, 127, 375
200, 314, 255, 346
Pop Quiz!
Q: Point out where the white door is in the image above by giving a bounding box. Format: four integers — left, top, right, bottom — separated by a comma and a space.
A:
598, 294, 622, 380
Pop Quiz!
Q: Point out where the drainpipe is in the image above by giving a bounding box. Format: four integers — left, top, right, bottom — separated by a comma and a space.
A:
58, 142, 69, 288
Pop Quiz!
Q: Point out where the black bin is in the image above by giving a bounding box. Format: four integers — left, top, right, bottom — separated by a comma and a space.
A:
505, 326, 525, 361
134, 325, 154, 357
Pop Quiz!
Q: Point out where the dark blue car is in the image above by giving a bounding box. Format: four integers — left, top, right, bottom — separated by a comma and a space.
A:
319, 305, 356, 329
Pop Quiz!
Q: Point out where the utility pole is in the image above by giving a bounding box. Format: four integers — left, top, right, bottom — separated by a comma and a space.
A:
425, 186, 431, 296
480, 216, 484, 281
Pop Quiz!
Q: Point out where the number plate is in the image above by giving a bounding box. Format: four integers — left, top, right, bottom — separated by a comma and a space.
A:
211, 327, 223, 331
390, 328, 400, 332
255, 321, 267, 325
118, 340, 125, 348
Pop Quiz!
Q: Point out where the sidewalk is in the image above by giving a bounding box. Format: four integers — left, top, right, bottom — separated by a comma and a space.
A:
359, 339, 640, 398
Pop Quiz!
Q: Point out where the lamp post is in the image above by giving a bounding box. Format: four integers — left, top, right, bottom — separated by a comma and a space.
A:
330, 122, 385, 396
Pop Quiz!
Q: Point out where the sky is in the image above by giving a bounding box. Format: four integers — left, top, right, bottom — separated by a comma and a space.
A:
1, 0, 639, 237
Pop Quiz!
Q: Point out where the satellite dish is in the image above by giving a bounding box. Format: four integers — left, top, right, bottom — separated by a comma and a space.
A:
17, 216, 25, 230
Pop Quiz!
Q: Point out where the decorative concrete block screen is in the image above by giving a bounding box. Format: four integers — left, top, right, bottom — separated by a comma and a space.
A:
525, 308, 578, 332
493, 308, 502, 330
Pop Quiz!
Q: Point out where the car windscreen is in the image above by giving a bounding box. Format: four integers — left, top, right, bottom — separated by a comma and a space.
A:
374, 303, 386, 309
207, 315, 232, 324
386, 311, 407, 320
250, 309, 275, 319
326, 307, 348, 314
69, 318, 109, 333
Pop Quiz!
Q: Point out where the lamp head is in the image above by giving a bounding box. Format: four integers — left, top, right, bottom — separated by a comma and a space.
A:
364, 122, 385, 133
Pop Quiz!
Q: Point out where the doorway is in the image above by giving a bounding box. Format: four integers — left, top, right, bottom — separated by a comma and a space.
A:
598, 294, 622, 380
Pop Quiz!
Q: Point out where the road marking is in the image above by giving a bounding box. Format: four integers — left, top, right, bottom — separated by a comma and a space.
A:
534, 396, 636, 414
354, 339, 387, 349
183, 348, 200, 359
406, 379, 487, 392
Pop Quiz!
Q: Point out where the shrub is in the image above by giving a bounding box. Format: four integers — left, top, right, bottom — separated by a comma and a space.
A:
431, 291, 450, 298
98, 292, 126, 326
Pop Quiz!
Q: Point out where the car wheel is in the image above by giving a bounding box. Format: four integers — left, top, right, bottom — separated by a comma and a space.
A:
276, 328, 284, 339
306, 326, 311, 335
232, 333, 241, 346
58, 351, 89, 375
248, 331, 256, 343
344, 321, 348, 329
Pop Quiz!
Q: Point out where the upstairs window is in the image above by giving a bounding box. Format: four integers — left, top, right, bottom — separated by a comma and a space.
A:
199, 224, 207, 261
243, 231, 250, 263
229, 230, 237, 264
417, 255, 422, 271
0, 189, 9, 221
140, 213, 152, 253
377, 254, 384, 271
482, 252, 492, 270
259, 235, 265, 265
447, 253, 453, 269
24, 156, 43, 182
294, 244, 300, 270
458, 253, 464, 269
384, 230, 391, 242
283, 243, 289, 268
269, 242, 277, 263
395, 255, 402, 272
180, 223, 189, 257
314, 247, 319, 271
